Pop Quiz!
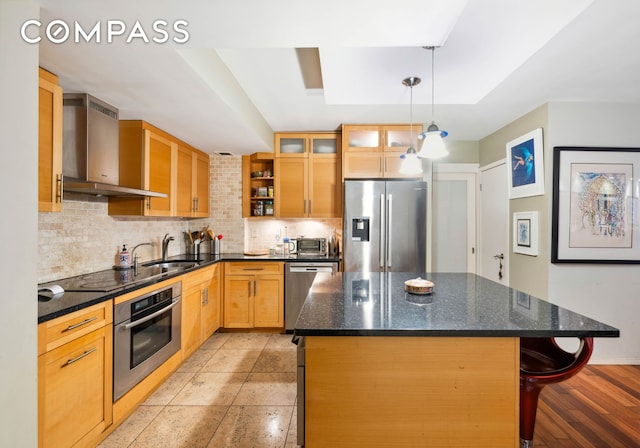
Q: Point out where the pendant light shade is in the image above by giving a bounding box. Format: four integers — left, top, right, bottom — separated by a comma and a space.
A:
417, 46, 449, 159
399, 147, 423, 175
399, 76, 423, 175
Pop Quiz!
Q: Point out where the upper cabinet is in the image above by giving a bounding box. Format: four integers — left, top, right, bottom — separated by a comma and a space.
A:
109, 121, 210, 218
274, 132, 341, 218
342, 124, 423, 179
109, 121, 174, 216
38, 68, 63, 213
177, 143, 210, 218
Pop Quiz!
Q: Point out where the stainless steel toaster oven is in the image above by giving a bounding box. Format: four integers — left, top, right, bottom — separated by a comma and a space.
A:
295, 237, 327, 255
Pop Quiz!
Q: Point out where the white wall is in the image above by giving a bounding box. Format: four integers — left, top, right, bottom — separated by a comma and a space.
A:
0, 1, 39, 446
548, 102, 640, 364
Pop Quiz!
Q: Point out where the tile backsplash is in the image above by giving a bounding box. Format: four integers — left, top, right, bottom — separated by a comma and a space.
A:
244, 218, 342, 252
38, 154, 245, 283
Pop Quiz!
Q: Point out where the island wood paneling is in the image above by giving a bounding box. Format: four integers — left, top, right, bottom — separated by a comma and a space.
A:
304, 336, 519, 448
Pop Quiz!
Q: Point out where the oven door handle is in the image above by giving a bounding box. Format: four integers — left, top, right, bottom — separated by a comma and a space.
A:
123, 298, 180, 330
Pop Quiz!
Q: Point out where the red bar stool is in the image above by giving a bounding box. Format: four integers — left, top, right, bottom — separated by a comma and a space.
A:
520, 337, 594, 448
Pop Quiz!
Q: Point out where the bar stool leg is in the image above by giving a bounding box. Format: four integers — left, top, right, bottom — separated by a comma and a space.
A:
520, 380, 544, 448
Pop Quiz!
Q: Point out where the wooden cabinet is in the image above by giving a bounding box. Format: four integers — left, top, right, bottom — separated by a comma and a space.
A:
38, 301, 113, 448
342, 124, 422, 179
38, 67, 63, 212
223, 262, 284, 328
181, 265, 221, 359
274, 132, 341, 218
109, 121, 210, 218
108, 121, 175, 216
177, 143, 210, 218
242, 152, 275, 218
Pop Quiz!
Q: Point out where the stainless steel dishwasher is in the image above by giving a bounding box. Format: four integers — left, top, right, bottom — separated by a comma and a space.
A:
285, 261, 337, 332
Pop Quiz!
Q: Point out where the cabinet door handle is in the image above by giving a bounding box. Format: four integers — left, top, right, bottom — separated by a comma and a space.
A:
146, 197, 151, 210
64, 317, 97, 332
254, 279, 257, 297
63, 347, 97, 367
309, 200, 312, 215
243, 267, 264, 271
248, 281, 252, 297
193, 197, 197, 212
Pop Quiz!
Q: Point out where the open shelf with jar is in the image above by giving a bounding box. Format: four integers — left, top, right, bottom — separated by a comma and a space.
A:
242, 153, 275, 218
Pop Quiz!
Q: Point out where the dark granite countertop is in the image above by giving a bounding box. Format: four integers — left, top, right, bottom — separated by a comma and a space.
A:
38, 252, 340, 323
294, 272, 620, 338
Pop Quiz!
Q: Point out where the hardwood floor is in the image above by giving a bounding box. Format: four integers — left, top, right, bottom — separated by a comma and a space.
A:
533, 365, 640, 447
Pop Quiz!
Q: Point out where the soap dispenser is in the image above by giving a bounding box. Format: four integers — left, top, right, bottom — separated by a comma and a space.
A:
119, 244, 131, 268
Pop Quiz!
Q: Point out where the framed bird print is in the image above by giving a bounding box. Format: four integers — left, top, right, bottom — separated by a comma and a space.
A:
506, 128, 545, 199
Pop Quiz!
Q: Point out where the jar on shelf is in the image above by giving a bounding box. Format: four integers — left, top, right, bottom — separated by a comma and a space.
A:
265, 200, 274, 216
253, 201, 264, 216
268, 185, 274, 197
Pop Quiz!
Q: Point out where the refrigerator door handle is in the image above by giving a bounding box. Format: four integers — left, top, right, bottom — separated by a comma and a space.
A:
380, 193, 385, 268
387, 194, 393, 268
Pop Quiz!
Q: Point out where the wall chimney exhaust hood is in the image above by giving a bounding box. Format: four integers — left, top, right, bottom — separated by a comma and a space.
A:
62, 93, 167, 198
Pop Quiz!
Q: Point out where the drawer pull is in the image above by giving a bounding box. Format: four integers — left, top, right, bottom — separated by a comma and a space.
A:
243, 268, 264, 271
63, 347, 97, 367
64, 317, 97, 331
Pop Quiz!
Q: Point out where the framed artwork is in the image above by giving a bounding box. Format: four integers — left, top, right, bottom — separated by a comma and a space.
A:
551, 146, 640, 263
513, 211, 538, 256
506, 128, 545, 198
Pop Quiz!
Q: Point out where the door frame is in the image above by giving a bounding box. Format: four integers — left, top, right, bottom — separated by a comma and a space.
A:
433, 164, 478, 273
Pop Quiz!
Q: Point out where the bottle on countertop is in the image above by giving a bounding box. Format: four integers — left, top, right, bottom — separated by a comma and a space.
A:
328, 229, 336, 256
119, 244, 131, 268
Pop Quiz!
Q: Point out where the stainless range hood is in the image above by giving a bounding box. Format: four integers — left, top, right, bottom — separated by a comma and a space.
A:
62, 93, 167, 198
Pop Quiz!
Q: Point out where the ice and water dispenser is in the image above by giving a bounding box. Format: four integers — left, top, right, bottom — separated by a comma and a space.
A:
351, 217, 370, 242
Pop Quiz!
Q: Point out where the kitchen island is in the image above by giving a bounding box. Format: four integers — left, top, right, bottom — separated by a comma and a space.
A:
294, 272, 619, 448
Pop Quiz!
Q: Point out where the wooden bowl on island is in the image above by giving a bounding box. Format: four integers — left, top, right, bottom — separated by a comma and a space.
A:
404, 277, 434, 295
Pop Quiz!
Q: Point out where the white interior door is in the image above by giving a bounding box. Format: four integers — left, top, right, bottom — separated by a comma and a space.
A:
432, 170, 477, 273
479, 161, 509, 284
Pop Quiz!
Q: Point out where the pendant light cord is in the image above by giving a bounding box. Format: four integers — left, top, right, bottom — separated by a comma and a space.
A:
431, 47, 435, 124
410, 82, 414, 147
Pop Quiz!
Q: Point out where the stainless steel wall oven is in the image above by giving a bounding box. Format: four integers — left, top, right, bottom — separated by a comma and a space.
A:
113, 282, 181, 401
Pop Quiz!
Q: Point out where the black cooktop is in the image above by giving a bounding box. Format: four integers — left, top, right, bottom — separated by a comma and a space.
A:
53, 266, 178, 293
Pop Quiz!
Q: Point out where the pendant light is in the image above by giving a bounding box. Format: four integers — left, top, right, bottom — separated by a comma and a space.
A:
399, 76, 423, 175
417, 46, 449, 159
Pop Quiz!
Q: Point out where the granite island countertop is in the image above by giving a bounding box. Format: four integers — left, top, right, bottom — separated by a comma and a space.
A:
294, 272, 620, 338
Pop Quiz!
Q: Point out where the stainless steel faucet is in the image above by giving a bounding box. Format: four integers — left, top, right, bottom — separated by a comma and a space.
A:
131, 242, 152, 275
162, 234, 175, 261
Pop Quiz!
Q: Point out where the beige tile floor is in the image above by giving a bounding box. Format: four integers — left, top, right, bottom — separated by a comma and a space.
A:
99, 332, 299, 448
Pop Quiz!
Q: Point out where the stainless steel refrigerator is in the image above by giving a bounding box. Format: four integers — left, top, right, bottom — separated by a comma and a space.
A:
343, 179, 427, 272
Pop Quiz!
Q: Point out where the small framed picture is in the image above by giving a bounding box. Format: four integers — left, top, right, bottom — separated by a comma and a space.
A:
506, 128, 545, 199
513, 211, 538, 256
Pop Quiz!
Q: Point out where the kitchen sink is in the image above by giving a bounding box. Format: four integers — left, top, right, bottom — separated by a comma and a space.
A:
142, 260, 199, 269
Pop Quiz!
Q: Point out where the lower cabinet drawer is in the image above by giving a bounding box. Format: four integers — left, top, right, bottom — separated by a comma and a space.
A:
38, 301, 113, 355
225, 261, 283, 275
